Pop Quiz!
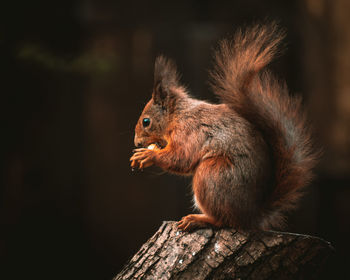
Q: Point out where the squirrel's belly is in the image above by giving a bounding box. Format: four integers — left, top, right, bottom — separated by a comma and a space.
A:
192, 195, 200, 210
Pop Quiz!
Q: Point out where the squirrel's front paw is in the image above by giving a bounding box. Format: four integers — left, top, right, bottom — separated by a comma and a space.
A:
130, 148, 156, 169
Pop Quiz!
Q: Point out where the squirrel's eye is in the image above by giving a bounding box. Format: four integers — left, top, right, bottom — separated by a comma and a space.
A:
142, 118, 151, 128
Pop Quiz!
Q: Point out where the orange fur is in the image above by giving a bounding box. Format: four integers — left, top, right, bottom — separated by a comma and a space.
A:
130, 23, 318, 231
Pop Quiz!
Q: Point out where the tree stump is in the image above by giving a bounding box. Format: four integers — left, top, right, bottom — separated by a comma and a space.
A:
114, 221, 334, 280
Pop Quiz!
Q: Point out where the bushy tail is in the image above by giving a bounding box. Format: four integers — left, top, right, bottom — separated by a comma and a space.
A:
210, 22, 318, 229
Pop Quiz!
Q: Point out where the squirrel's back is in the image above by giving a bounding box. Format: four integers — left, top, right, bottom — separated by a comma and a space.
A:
210, 22, 318, 229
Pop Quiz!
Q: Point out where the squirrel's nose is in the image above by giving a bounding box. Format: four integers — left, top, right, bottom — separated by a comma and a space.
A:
134, 135, 143, 148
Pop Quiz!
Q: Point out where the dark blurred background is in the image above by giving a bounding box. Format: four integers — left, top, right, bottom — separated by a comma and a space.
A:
0, 0, 349, 279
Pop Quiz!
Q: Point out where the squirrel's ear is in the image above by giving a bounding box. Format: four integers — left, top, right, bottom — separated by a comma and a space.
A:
153, 82, 168, 106
152, 56, 180, 106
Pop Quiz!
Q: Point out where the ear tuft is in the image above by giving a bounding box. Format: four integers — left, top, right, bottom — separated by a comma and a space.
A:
154, 55, 180, 89
153, 55, 181, 106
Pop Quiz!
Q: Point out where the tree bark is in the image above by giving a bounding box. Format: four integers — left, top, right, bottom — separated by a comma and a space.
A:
114, 221, 334, 280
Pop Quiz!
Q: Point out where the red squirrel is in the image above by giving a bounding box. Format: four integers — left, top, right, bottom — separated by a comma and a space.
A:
130, 23, 317, 231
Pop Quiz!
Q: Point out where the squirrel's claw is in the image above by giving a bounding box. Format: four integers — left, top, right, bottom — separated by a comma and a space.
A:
130, 148, 155, 169
130, 160, 138, 168
177, 215, 202, 231
177, 217, 199, 231
177, 214, 219, 231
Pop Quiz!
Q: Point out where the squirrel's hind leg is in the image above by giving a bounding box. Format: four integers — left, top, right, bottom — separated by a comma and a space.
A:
177, 214, 222, 231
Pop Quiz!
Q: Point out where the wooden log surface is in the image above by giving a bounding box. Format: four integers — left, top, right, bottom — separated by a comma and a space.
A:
114, 221, 334, 280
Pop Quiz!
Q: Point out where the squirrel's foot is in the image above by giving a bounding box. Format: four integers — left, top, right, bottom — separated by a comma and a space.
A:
130, 148, 156, 169
177, 214, 221, 231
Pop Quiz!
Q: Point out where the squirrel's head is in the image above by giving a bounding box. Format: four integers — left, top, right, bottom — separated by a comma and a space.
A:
134, 56, 187, 148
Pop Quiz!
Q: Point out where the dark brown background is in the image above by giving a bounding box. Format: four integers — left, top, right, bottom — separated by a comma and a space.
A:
1, 1, 349, 279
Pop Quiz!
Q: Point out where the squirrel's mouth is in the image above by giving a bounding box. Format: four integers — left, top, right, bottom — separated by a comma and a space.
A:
147, 143, 158, 150
147, 142, 165, 150
138, 137, 167, 150
146, 138, 168, 150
